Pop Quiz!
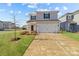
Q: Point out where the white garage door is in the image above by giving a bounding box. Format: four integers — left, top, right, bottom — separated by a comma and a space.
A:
37, 23, 59, 33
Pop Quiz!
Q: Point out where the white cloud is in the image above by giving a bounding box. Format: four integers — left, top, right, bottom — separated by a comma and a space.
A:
47, 3, 50, 5
55, 7, 60, 10
37, 9, 49, 11
7, 3, 12, 7
0, 9, 5, 12
10, 10, 14, 14
49, 7, 53, 10
10, 10, 22, 14
63, 6, 68, 10
21, 3, 27, 6
58, 12, 63, 17
27, 3, 37, 8
18, 11, 22, 14
25, 13, 29, 16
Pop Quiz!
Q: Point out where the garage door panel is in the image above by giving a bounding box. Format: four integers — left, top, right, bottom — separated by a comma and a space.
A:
37, 24, 59, 33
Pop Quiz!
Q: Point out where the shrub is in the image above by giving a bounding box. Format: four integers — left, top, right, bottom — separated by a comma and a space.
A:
20, 31, 29, 35
31, 31, 37, 35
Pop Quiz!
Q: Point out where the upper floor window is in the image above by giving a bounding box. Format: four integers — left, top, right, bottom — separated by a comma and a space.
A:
71, 15, 74, 19
44, 13, 50, 19
66, 15, 74, 20
31, 16, 36, 20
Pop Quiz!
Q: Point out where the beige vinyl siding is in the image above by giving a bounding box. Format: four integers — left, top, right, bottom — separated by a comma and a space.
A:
36, 11, 58, 20
0, 22, 3, 30
73, 13, 79, 25
50, 11, 58, 20
59, 16, 66, 22
36, 12, 44, 20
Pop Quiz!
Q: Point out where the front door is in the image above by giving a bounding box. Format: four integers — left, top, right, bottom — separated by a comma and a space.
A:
31, 25, 34, 31
70, 23, 77, 32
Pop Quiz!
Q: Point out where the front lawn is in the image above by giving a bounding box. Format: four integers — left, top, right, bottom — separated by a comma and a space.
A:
62, 31, 79, 41
0, 30, 35, 56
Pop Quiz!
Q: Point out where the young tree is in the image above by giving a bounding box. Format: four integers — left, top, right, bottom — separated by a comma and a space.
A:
10, 10, 21, 40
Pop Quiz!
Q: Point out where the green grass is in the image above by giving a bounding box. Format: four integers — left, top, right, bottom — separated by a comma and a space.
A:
62, 31, 79, 41
0, 30, 35, 56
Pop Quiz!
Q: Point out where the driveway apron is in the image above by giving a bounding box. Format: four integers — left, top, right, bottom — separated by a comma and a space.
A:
24, 33, 79, 56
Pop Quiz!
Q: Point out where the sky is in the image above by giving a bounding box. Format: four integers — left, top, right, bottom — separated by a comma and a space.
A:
0, 3, 79, 27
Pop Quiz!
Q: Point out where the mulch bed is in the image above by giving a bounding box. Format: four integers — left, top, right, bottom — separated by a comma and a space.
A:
11, 37, 21, 41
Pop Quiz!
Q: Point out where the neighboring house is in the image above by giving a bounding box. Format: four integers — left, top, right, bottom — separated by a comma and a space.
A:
0, 21, 15, 31
59, 10, 79, 32
0, 21, 4, 31
27, 11, 60, 33
3, 21, 15, 29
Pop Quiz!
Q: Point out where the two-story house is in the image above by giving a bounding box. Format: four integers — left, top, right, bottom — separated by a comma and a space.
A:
0, 21, 4, 30
0, 21, 15, 31
3, 21, 15, 29
59, 10, 79, 32
27, 11, 60, 33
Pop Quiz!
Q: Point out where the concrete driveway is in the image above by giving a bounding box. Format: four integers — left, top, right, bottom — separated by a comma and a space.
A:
24, 33, 79, 56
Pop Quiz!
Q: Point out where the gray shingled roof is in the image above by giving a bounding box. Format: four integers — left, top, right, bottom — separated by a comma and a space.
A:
59, 10, 79, 19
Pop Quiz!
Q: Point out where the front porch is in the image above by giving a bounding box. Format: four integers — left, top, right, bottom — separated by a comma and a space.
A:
69, 22, 77, 32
